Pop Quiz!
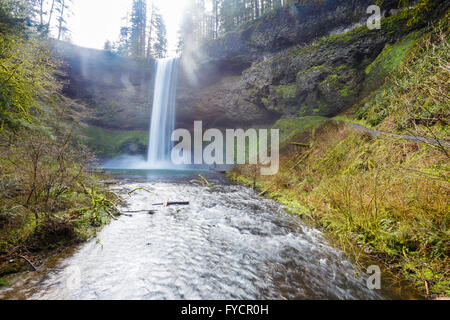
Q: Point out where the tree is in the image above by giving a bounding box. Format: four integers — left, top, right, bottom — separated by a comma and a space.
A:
254, 0, 259, 19
56, 0, 71, 41
130, 0, 147, 59
0, 0, 59, 129
146, 1, 155, 58
115, 11, 131, 56
215, 0, 288, 35
104, 40, 112, 52
115, 1, 163, 59
151, 8, 167, 58
213, 0, 220, 39
47, 0, 55, 29
31, 0, 57, 34
179, 0, 217, 51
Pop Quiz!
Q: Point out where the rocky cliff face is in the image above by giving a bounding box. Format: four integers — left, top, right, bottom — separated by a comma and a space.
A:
53, 42, 155, 131
55, 0, 427, 131
54, 0, 446, 158
175, 0, 427, 128
199, 0, 376, 69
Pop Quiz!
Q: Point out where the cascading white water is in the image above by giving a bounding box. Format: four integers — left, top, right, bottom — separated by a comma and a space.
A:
100, 57, 181, 170
147, 58, 179, 168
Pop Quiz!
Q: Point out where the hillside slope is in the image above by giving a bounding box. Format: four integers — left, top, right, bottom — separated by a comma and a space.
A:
229, 12, 449, 297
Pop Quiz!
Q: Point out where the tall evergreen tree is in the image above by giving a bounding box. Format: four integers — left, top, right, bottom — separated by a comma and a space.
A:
130, 0, 147, 59
146, 1, 155, 58
56, 0, 71, 41
151, 8, 167, 58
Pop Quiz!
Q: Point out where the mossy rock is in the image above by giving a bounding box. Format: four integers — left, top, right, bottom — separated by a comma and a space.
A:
362, 30, 423, 95
275, 84, 297, 100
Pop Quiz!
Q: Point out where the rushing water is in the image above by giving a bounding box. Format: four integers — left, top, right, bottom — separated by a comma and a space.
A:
147, 58, 179, 168
101, 58, 180, 171
0, 171, 421, 300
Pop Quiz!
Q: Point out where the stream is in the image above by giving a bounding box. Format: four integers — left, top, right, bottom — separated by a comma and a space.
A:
0, 170, 421, 300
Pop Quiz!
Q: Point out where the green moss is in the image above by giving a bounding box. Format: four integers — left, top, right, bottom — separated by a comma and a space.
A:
320, 74, 339, 86
339, 86, 349, 97
356, 17, 448, 137
316, 10, 424, 49
81, 125, 148, 158
275, 84, 297, 100
315, 100, 329, 113
365, 31, 422, 79
312, 65, 325, 71
246, 87, 256, 96
0, 275, 12, 288
297, 65, 327, 82
317, 23, 372, 46
272, 116, 329, 146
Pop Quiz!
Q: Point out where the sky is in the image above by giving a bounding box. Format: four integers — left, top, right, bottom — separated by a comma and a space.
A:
68, 0, 190, 54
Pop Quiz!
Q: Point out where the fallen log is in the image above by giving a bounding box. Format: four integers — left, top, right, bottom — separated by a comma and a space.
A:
122, 210, 156, 215
152, 202, 190, 207
120, 213, 133, 217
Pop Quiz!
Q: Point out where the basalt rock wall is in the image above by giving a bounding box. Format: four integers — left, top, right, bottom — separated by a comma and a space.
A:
175, 0, 438, 128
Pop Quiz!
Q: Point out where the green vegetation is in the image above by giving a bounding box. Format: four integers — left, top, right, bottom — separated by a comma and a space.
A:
356, 15, 449, 143
272, 116, 328, 147
82, 125, 148, 158
0, 0, 117, 284
320, 74, 352, 100
230, 121, 449, 297
275, 84, 297, 100
363, 31, 423, 95
315, 1, 443, 50
229, 11, 449, 297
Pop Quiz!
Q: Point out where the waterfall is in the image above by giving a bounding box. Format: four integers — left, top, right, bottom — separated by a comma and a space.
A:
147, 58, 179, 168
100, 57, 180, 170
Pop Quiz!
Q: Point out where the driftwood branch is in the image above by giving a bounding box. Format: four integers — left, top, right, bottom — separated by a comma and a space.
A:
128, 187, 153, 196
105, 210, 119, 221
19, 255, 38, 272
121, 210, 156, 215
198, 174, 212, 187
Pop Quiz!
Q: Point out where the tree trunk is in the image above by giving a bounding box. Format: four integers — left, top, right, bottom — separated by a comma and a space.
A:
147, 5, 154, 58
39, 0, 44, 26
57, 0, 65, 40
48, 0, 55, 29
214, 0, 219, 38
142, 1, 147, 58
